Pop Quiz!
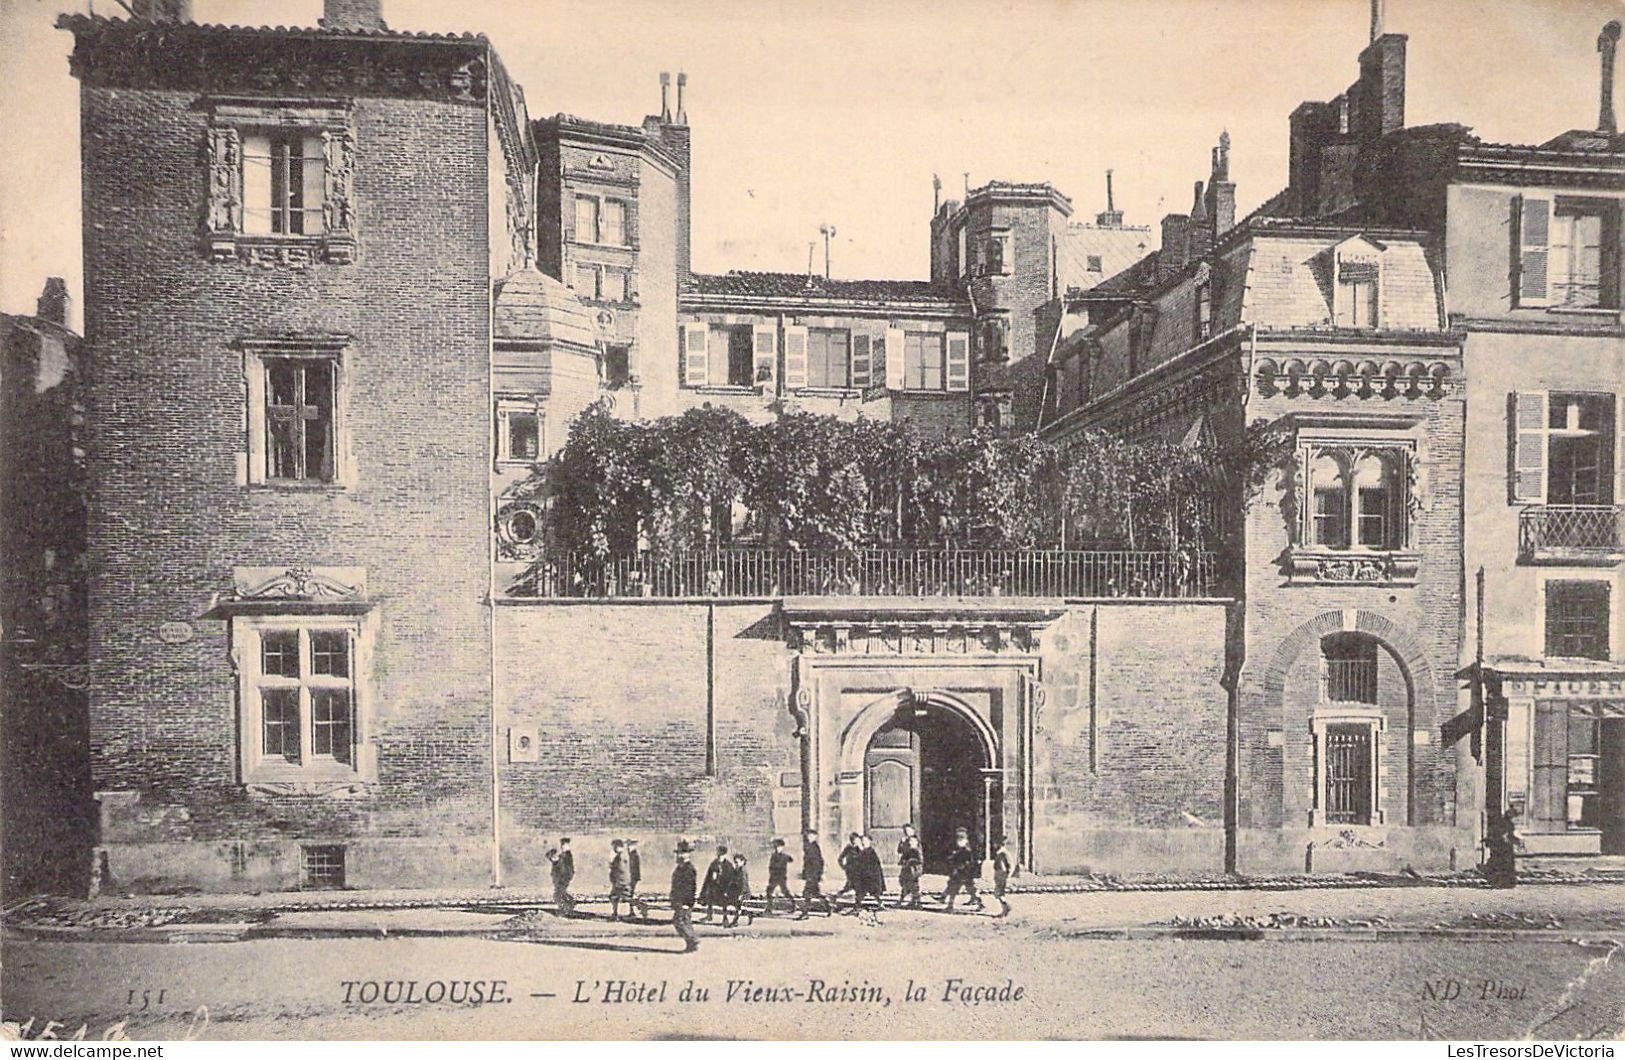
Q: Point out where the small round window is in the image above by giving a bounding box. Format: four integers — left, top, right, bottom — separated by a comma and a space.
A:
503, 507, 540, 546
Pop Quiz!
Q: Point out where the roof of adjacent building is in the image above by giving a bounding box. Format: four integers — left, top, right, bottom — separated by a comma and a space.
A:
56, 12, 487, 43
493, 268, 597, 349
1058, 224, 1154, 296
1240, 232, 1443, 332
685, 271, 961, 304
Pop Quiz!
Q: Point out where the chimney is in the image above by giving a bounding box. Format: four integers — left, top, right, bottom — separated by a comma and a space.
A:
1187, 181, 1213, 260
1354, 32, 1407, 144
320, 0, 387, 31
675, 71, 688, 126
659, 72, 672, 123
1289, 101, 1338, 216
1095, 169, 1124, 227
1159, 212, 1190, 279
36, 278, 69, 327
1369, 0, 1384, 43
1600, 21, 1621, 135
127, 0, 193, 20
1206, 131, 1237, 237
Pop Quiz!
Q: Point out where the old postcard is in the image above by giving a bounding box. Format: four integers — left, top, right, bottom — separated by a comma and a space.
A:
2, 0, 1624, 1043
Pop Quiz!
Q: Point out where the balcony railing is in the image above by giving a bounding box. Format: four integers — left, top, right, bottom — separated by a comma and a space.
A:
519, 547, 1218, 599
1518, 505, 1625, 563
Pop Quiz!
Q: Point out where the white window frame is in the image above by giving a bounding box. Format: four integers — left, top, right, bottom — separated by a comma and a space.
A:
239, 339, 353, 489
1333, 253, 1381, 328
903, 331, 945, 391
1309, 707, 1386, 828
1508, 390, 1622, 506
495, 396, 544, 466
573, 193, 631, 247
233, 613, 376, 786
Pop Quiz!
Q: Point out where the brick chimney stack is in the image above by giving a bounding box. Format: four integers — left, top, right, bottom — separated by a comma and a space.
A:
127, 0, 193, 20
1095, 169, 1125, 227
320, 0, 388, 31
659, 72, 672, 123
1600, 20, 1621, 135
1205, 131, 1237, 238
36, 278, 69, 327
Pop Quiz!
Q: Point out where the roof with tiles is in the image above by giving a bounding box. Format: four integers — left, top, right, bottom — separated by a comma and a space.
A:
56, 12, 487, 43
685, 271, 963, 304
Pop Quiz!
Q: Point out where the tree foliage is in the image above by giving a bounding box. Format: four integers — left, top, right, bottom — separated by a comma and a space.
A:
538, 403, 1289, 559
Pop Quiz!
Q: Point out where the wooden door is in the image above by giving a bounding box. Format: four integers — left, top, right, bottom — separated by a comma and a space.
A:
865, 725, 920, 864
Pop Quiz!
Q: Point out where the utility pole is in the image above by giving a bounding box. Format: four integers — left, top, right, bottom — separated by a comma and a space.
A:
818, 223, 837, 280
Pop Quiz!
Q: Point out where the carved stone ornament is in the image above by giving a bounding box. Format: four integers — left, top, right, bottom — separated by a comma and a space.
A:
788, 618, 1050, 656
239, 567, 362, 600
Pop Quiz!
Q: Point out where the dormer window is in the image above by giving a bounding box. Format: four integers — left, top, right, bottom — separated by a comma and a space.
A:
1335, 256, 1379, 328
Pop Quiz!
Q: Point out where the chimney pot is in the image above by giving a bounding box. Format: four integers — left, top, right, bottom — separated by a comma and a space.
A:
660, 71, 672, 122
675, 71, 688, 124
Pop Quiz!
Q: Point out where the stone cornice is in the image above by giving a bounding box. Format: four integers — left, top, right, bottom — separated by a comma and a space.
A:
60, 17, 489, 104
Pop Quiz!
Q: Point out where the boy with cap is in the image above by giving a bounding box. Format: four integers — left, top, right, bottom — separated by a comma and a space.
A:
608, 839, 632, 921
942, 827, 983, 912
764, 838, 795, 916
796, 829, 832, 919
991, 833, 1013, 916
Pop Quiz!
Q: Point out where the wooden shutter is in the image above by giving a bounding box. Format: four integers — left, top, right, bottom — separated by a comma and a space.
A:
752, 324, 777, 389
884, 328, 906, 390
945, 331, 971, 392
682, 323, 709, 387
850, 334, 873, 388
1509, 391, 1548, 504
783, 326, 809, 390
1514, 194, 1553, 307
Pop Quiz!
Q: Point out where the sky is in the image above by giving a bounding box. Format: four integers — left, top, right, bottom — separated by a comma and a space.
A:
1, 0, 1620, 332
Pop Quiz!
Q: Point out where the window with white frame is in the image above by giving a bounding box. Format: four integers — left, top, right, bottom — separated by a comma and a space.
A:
1304, 446, 1406, 551
1310, 698, 1384, 827
1334, 258, 1379, 328
242, 132, 325, 236
806, 328, 851, 389
904, 332, 944, 390
236, 615, 368, 783
574, 194, 630, 246
496, 398, 542, 465
1508, 391, 1618, 505
1514, 194, 1619, 310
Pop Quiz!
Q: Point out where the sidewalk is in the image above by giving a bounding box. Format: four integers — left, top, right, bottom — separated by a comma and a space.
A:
6, 864, 1625, 945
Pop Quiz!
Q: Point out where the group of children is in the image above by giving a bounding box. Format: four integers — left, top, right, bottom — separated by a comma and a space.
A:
545, 828, 1014, 928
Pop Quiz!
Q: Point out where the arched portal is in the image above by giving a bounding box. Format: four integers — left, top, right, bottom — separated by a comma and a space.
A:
859, 694, 998, 873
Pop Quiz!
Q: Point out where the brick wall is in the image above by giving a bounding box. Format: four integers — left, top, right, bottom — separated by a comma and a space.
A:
80, 82, 495, 891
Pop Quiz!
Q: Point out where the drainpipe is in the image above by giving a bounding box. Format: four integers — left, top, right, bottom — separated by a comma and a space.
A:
486, 44, 503, 889
1222, 598, 1245, 875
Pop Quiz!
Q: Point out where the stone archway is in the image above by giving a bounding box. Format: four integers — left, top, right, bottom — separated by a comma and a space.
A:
836, 690, 1002, 867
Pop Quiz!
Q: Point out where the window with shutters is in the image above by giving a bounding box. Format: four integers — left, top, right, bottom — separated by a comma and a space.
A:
704, 325, 755, 388
235, 615, 370, 784
1509, 391, 1617, 506
1516, 195, 1620, 310
1545, 580, 1611, 661
904, 332, 944, 390
806, 329, 852, 389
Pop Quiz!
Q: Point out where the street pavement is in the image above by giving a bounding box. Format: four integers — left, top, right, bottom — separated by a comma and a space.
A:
4, 883, 1624, 1040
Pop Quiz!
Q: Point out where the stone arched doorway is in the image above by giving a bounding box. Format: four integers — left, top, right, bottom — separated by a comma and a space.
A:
846, 692, 1000, 871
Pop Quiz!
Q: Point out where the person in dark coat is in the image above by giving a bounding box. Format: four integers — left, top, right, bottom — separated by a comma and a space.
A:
1484, 808, 1522, 889
608, 839, 632, 921
941, 827, 983, 911
855, 834, 886, 912
670, 840, 700, 953
797, 829, 832, 918
896, 827, 924, 909
835, 832, 862, 910
764, 838, 795, 916
699, 844, 732, 922
991, 833, 1013, 916
626, 838, 648, 919
548, 837, 576, 916
722, 852, 753, 927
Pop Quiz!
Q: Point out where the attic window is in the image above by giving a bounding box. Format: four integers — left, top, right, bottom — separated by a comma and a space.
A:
1087, 255, 1104, 273
1334, 252, 1380, 328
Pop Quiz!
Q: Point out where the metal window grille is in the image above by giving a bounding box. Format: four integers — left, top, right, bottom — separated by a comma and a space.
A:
1324, 725, 1373, 825
301, 845, 345, 889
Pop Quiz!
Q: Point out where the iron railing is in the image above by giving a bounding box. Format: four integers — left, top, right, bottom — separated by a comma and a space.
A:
1324, 658, 1378, 705
1518, 505, 1624, 559
521, 547, 1218, 599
